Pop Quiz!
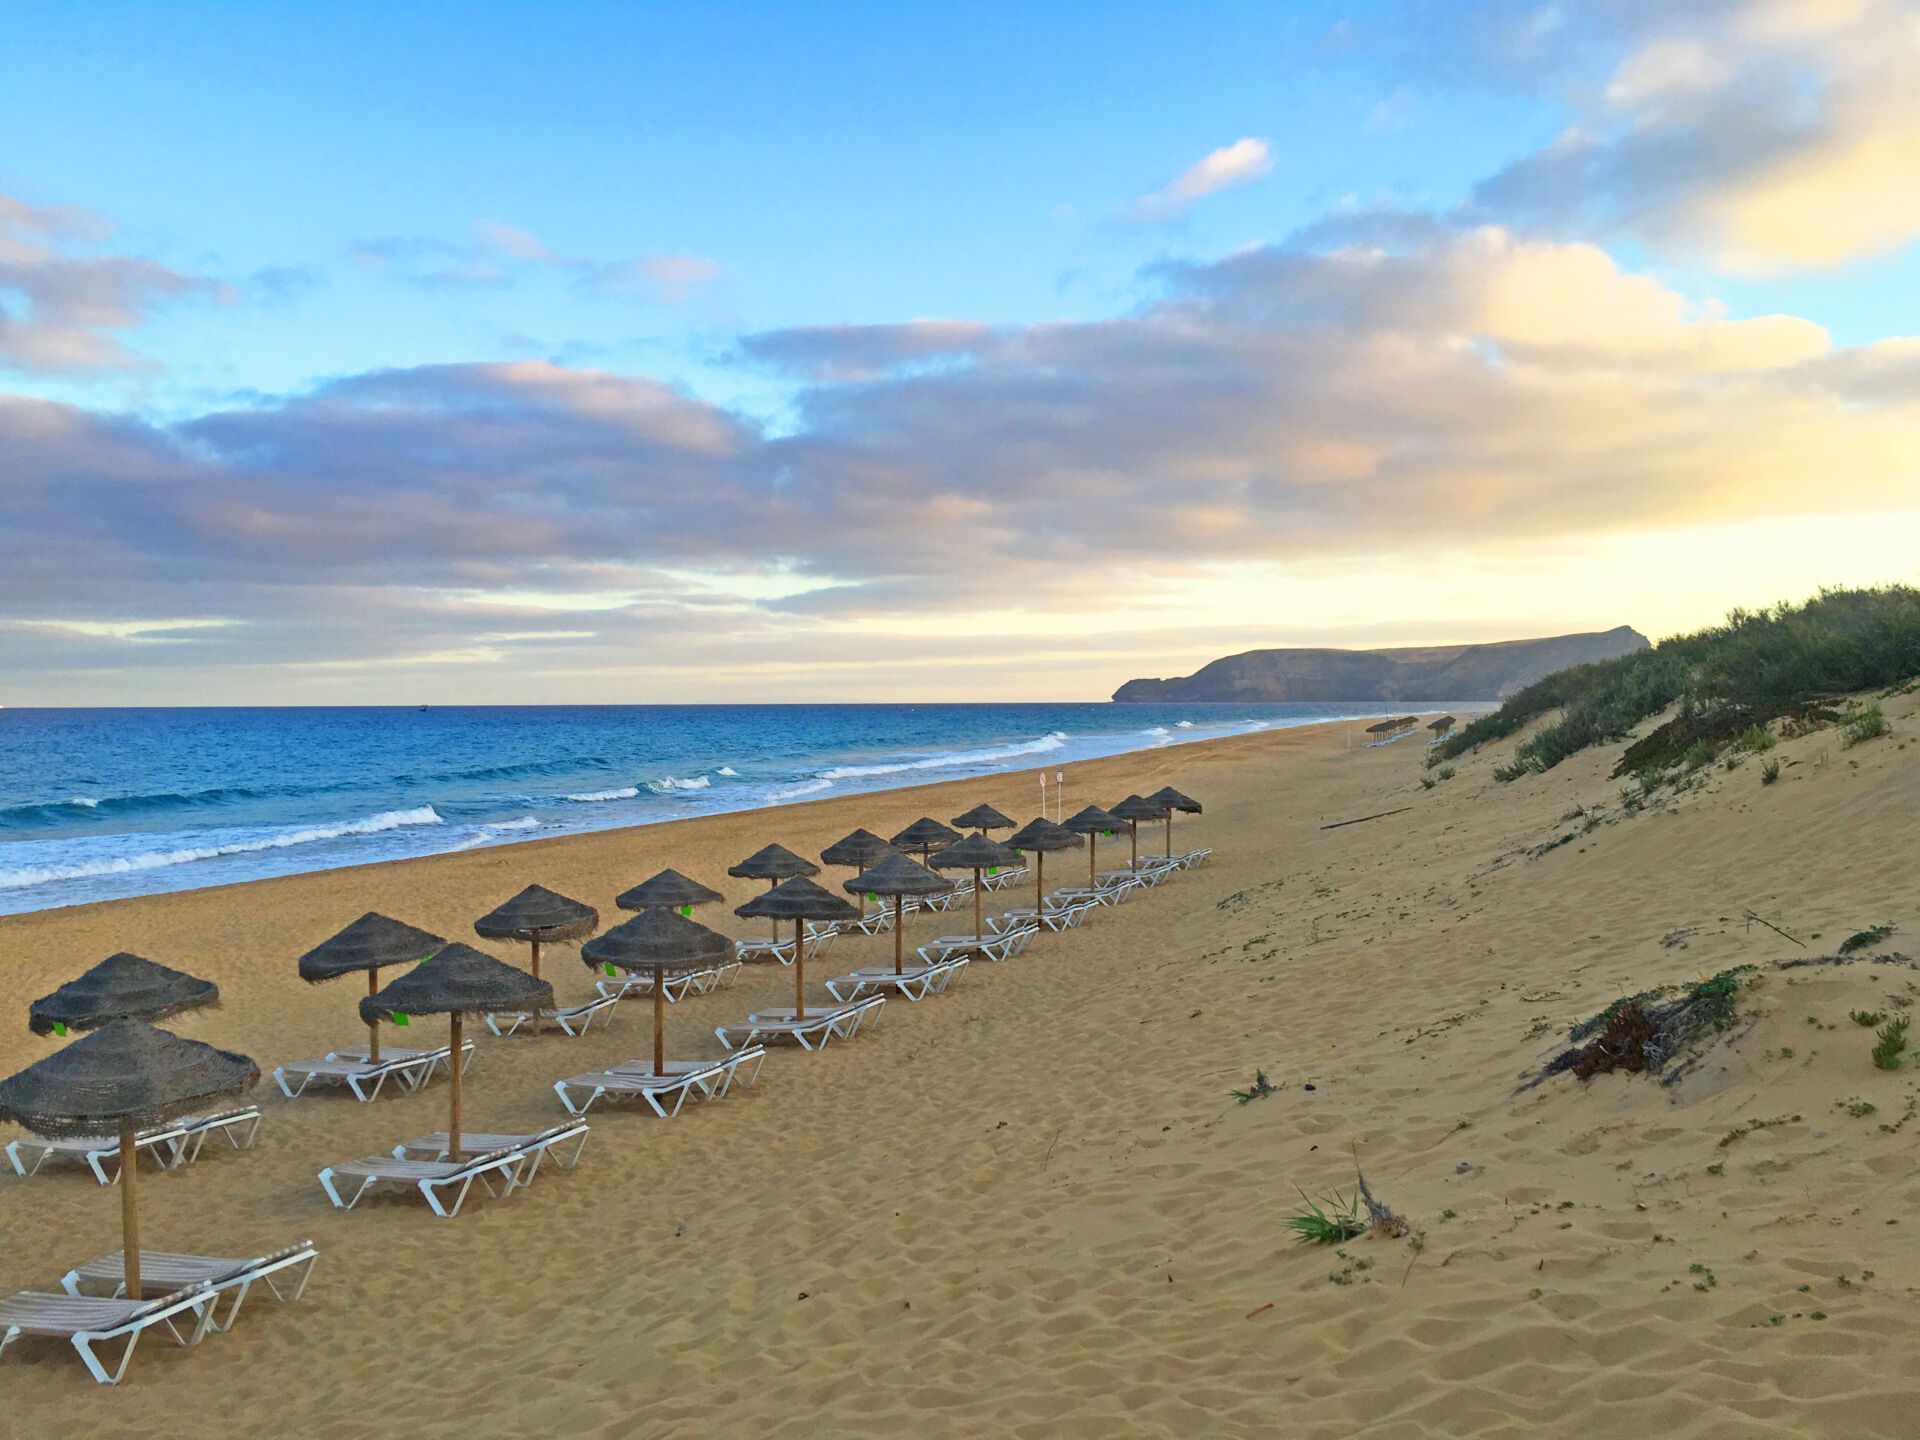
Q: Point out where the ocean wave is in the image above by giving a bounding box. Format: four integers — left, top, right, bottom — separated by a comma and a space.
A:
448, 815, 541, 851
1174, 720, 1194, 729
565, 786, 640, 803
820, 731, 1069, 781
646, 776, 711, 793
0, 784, 267, 827
715, 766, 740, 777
766, 778, 832, 802
0, 806, 444, 890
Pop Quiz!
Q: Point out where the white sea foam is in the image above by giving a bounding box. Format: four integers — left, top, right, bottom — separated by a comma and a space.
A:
1174, 720, 1194, 729
646, 775, 711, 793
0, 806, 444, 890
820, 731, 1068, 781
766, 778, 833, 802
715, 766, 740, 777
69, 796, 101, 807
565, 786, 640, 803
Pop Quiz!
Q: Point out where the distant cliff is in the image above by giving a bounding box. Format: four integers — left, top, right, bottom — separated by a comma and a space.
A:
1111, 627, 1650, 703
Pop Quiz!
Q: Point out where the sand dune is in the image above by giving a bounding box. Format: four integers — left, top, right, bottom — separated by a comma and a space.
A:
4, 706, 1919, 1436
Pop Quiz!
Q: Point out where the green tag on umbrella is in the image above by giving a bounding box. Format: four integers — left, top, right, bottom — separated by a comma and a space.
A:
392, 1012, 410, 1026
987, 866, 999, 875
52, 1021, 67, 1036
680, 905, 691, 916
867, 892, 877, 902
605, 963, 618, 977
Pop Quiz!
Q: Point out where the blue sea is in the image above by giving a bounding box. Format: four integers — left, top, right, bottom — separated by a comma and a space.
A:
0, 703, 1479, 914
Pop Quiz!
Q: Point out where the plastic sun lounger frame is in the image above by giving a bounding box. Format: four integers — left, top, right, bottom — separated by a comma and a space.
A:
917, 923, 1037, 966
484, 993, 620, 1038
273, 1052, 435, 1103
989, 902, 1094, 934
977, 865, 1029, 891
60, 1242, 318, 1335
736, 930, 837, 967
316, 1148, 527, 1218
0, 1283, 219, 1385
166, 1107, 263, 1166
597, 958, 741, 1003
325, 1040, 476, 1078
851, 904, 896, 936
714, 994, 885, 1052
553, 1047, 768, 1118
824, 955, 968, 1002
6, 1125, 189, 1185
392, 1122, 590, 1189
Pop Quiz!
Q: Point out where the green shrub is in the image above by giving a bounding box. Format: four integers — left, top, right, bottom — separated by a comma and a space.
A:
1436, 766, 1455, 781
1761, 758, 1782, 785
1732, 723, 1777, 753
1872, 1016, 1909, 1071
1843, 702, 1889, 747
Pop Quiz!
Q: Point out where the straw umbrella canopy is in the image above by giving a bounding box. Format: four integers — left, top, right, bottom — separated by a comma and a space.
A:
472, 885, 597, 982
1062, 804, 1125, 888
840, 851, 951, 974
819, 829, 896, 926
30, 953, 219, 1038
890, 817, 960, 865
950, 803, 1016, 834
297, 912, 444, 1064
1146, 786, 1203, 856
582, 909, 731, 1077
0, 1019, 257, 1296
1005, 817, 1083, 905
735, 878, 858, 1019
615, 868, 723, 916
930, 832, 1022, 945
728, 844, 820, 939
1108, 794, 1165, 870
361, 943, 551, 1157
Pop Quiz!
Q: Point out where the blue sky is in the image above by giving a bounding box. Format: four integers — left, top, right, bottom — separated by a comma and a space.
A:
2, 1, 1917, 703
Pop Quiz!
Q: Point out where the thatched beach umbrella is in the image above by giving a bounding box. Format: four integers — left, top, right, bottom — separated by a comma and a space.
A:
843, 851, 952, 974
728, 844, 820, 940
950, 803, 1015, 834
616, 868, 723, 916
583, 909, 731, 1077
1109, 795, 1165, 870
820, 829, 896, 927
890, 817, 960, 865
736, 878, 858, 1018
0, 1020, 257, 1296
472, 885, 598, 984
1062, 804, 1125, 888
361, 943, 550, 1157
1005, 817, 1083, 905
1146, 786, 1202, 856
930, 832, 1022, 945
298, 912, 444, 1064
30, 953, 218, 1038
1427, 715, 1456, 735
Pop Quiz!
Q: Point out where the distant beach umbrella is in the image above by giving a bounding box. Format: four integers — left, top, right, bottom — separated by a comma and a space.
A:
1427, 715, 1456, 734
931, 832, 1022, 945
890, 817, 960, 865
297, 912, 444, 1065
843, 851, 952, 974
583, 909, 731, 1077
472, 885, 598, 983
362, 943, 550, 1159
820, 829, 897, 928
1004, 817, 1083, 908
1108, 794, 1165, 870
1146, 786, 1202, 856
736, 877, 859, 1019
615, 868, 724, 916
950, 803, 1016, 834
728, 844, 821, 940
0, 1019, 258, 1297
29, 953, 219, 1038
1062, 804, 1124, 889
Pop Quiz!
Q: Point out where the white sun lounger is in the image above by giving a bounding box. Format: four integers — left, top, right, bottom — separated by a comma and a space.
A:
0, 1283, 219, 1385
6, 1125, 188, 1185
554, 1047, 768, 1117
166, 1107, 263, 1167
317, 1149, 526, 1218
324, 1040, 474, 1079
484, 993, 620, 1038
736, 929, 837, 966
993, 900, 1095, 933
60, 1242, 318, 1335
977, 865, 1029, 891
825, 956, 968, 1002
596, 958, 741, 1002
918, 923, 1038, 965
715, 995, 885, 1052
1142, 848, 1211, 869
850, 904, 896, 935
392, 1122, 590, 1189
274, 1052, 435, 1103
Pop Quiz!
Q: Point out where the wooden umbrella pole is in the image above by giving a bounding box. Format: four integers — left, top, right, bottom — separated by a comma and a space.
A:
973, 868, 983, 942
1130, 821, 1138, 869
1036, 851, 1045, 907
448, 1012, 464, 1156
366, 967, 381, 1063
120, 1124, 142, 1296
531, 939, 546, 1035
894, 895, 904, 975
1089, 834, 1097, 888
767, 879, 778, 940
653, 978, 666, 1076
794, 919, 807, 1018
1165, 810, 1173, 855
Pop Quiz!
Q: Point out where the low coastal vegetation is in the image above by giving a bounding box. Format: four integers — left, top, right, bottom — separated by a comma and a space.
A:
1433, 587, 1920, 780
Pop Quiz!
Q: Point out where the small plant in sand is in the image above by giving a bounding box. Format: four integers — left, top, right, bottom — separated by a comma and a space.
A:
1850, 1009, 1886, 1027
1230, 1070, 1277, 1105
1871, 1016, 1909, 1071
1839, 924, 1896, 955
1732, 723, 1777, 754
1842, 702, 1890, 747
1436, 765, 1455, 781
1287, 1188, 1366, 1245
1420, 777, 1437, 790
1760, 758, 1782, 785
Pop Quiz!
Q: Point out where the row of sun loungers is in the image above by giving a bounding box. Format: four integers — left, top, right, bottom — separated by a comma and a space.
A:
484, 992, 620, 1037
715, 993, 886, 1052
273, 1041, 472, 1102
6, 1107, 262, 1184
596, 958, 741, 1003
555, 1047, 766, 1117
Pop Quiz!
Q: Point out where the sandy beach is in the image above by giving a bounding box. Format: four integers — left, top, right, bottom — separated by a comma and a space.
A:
5, 706, 1920, 1437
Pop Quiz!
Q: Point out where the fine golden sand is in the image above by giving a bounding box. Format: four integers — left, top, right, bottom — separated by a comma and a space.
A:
4, 704, 1920, 1437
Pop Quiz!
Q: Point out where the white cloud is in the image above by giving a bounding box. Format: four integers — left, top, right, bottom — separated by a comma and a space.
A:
1124, 138, 1273, 223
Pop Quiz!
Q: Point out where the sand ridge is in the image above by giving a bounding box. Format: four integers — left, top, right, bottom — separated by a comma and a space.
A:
3, 710, 1919, 1436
